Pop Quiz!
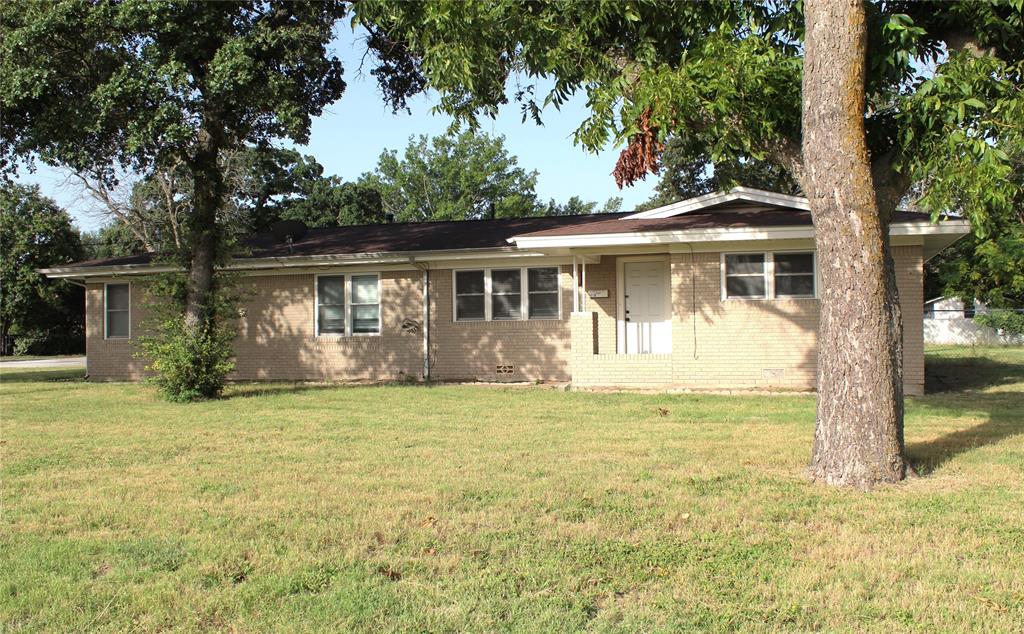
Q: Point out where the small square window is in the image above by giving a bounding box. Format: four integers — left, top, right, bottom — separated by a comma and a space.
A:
724, 254, 767, 299
774, 253, 816, 298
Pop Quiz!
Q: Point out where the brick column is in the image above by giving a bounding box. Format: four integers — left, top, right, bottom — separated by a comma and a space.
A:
570, 311, 598, 384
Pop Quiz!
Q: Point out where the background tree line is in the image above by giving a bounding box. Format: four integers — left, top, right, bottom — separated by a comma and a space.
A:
4, 124, 1019, 358
77, 130, 624, 259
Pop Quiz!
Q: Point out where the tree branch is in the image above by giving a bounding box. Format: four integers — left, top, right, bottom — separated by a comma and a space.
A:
762, 136, 805, 189
73, 172, 158, 253
871, 149, 912, 222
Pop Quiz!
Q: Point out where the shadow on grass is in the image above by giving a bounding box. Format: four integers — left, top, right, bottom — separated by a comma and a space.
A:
224, 379, 442, 400
0, 368, 86, 384
924, 347, 1024, 392
907, 351, 1023, 475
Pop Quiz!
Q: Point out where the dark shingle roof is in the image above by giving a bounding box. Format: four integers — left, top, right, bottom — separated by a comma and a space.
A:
57, 205, 935, 270
63, 213, 632, 268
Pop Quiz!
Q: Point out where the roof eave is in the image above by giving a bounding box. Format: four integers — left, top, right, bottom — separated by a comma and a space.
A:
38, 245, 544, 279
509, 219, 972, 250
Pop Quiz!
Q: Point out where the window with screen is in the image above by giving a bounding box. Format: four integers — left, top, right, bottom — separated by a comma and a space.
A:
316, 275, 346, 335
454, 270, 486, 320
528, 267, 560, 318
491, 269, 522, 320
724, 254, 767, 299
454, 267, 560, 321
105, 283, 130, 338
350, 274, 381, 334
316, 274, 381, 336
773, 253, 816, 298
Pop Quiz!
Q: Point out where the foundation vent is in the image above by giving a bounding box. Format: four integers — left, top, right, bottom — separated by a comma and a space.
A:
496, 365, 514, 375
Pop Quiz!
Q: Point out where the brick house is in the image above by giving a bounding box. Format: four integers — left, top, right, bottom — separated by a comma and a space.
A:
42, 188, 969, 395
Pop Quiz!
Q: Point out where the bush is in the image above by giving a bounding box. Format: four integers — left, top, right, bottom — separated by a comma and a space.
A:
136, 273, 240, 402
138, 316, 236, 402
975, 310, 1024, 337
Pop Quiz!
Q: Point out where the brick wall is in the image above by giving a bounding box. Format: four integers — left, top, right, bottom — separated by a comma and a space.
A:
85, 283, 151, 380
427, 266, 573, 382
231, 272, 423, 381
85, 272, 423, 382
570, 244, 925, 395
83, 247, 925, 393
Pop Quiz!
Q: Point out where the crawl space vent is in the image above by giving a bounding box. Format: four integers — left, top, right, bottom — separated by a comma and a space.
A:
496, 365, 514, 375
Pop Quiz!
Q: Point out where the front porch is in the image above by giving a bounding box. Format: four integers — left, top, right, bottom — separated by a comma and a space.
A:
565, 250, 824, 391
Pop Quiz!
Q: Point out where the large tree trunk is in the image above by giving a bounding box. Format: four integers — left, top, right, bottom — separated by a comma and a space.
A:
802, 0, 909, 488
183, 126, 224, 330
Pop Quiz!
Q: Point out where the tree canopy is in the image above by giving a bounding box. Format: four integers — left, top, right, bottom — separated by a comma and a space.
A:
1, 0, 350, 399
638, 135, 801, 210
360, 131, 541, 221
0, 183, 85, 356
356, 1, 1021, 224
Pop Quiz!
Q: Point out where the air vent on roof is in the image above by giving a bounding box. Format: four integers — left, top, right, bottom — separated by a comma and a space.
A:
269, 220, 308, 243
268, 220, 308, 254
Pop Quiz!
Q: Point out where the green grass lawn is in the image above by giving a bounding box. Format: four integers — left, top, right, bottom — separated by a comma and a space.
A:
1, 347, 1022, 632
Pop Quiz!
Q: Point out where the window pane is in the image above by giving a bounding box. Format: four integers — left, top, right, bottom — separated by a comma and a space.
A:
107, 284, 129, 311
726, 276, 766, 298
351, 275, 379, 303
775, 275, 815, 298
317, 276, 345, 306
725, 254, 765, 275
491, 269, 521, 294
318, 305, 345, 334
352, 304, 380, 333
492, 293, 522, 320
529, 292, 559, 318
456, 295, 485, 320
528, 267, 558, 293
107, 310, 129, 338
455, 270, 484, 295
775, 253, 814, 274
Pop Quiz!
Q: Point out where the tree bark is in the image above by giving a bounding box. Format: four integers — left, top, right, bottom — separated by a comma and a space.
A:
183, 124, 225, 330
802, 0, 909, 488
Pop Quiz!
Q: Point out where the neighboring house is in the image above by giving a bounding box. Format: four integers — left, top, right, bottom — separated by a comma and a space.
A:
924, 297, 1024, 345
42, 187, 970, 395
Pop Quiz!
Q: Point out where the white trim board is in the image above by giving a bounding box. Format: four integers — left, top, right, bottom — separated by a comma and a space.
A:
509, 219, 971, 251
624, 187, 812, 219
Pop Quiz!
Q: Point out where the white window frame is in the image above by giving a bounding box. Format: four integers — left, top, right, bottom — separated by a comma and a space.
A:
104, 282, 131, 339
721, 252, 769, 300
720, 251, 818, 301
490, 268, 523, 321
314, 273, 382, 337
772, 251, 817, 299
453, 269, 488, 321
452, 266, 562, 322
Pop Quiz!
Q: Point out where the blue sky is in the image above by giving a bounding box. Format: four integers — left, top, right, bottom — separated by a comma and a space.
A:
16, 28, 657, 232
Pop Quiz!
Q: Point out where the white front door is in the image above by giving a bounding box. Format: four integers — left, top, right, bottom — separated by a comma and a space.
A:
623, 260, 671, 354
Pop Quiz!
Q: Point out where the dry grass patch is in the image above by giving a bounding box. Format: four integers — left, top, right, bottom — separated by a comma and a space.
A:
1, 346, 1022, 632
